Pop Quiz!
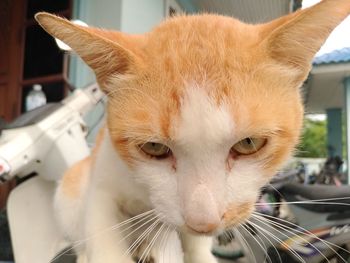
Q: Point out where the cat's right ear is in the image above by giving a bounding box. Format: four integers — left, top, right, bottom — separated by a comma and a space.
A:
35, 12, 143, 92
261, 0, 350, 84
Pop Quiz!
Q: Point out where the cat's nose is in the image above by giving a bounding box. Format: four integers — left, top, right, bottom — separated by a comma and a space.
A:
184, 184, 221, 233
186, 220, 219, 233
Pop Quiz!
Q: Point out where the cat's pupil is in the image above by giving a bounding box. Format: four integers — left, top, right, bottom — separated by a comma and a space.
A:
246, 138, 252, 145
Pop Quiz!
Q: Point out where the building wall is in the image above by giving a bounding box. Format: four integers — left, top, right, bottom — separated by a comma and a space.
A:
176, 0, 197, 13
120, 0, 164, 33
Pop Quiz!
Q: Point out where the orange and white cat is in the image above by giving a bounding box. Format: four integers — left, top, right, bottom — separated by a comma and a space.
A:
35, 1, 350, 262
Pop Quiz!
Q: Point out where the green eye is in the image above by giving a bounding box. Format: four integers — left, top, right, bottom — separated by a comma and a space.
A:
231, 137, 266, 155
139, 142, 171, 159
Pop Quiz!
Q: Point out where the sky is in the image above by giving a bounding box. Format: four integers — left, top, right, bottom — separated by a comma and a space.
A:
306, 114, 326, 121
302, 0, 350, 56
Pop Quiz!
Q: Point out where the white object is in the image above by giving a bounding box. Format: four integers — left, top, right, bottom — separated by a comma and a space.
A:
0, 83, 104, 262
25, 84, 47, 111
7, 176, 69, 263
0, 83, 103, 181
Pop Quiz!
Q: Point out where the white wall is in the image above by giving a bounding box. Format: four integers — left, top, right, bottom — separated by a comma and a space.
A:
120, 0, 164, 33
81, 0, 122, 29
69, 0, 123, 89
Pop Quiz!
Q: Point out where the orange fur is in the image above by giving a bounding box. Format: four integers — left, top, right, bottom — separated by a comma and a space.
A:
91, 126, 106, 157
104, 13, 305, 168
61, 156, 90, 199
223, 202, 254, 227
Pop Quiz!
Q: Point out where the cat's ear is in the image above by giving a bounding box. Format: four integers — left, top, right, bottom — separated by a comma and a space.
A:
261, 0, 350, 82
35, 12, 143, 91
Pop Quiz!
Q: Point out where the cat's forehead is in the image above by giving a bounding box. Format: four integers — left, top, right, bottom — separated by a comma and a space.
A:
174, 85, 234, 148
148, 14, 258, 47
143, 15, 262, 77
107, 15, 303, 150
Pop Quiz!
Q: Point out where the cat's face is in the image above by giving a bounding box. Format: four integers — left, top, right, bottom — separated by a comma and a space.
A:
105, 19, 304, 233
36, 1, 350, 234
110, 82, 302, 234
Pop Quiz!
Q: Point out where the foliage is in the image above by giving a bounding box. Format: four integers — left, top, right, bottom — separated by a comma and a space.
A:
296, 118, 327, 158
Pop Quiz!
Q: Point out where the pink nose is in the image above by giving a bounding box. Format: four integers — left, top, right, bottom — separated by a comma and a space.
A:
184, 185, 220, 233
186, 221, 219, 233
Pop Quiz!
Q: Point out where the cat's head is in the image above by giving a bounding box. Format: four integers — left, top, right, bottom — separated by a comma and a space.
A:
36, 0, 350, 234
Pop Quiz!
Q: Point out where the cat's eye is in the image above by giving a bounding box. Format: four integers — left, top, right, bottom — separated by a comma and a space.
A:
231, 137, 267, 155
139, 142, 172, 159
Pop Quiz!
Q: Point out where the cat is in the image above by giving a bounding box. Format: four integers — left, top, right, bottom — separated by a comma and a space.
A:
35, 1, 350, 262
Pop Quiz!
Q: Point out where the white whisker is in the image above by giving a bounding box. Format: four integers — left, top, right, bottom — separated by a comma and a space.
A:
255, 196, 350, 206
267, 183, 284, 198
159, 225, 171, 263
138, 223, 166, 263
123, 218, 161, 260
247, 220, 306, 263
251, 214, 332, 263
242, 223, 273, 263
118, 214, 162, 246
49, 209, 155, 263
233, 227, 258, 263
253, 211, 350, 262
241, 221, 277, 263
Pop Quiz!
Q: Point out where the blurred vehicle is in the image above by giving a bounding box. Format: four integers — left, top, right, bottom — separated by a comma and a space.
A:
314, 156, 346, 186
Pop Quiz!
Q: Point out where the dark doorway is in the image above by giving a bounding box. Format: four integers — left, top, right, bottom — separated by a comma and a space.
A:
0, 0, 72, 122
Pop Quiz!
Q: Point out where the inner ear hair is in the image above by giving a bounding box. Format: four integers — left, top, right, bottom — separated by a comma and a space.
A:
35, 12, 142, 91
261, 0, 350, 81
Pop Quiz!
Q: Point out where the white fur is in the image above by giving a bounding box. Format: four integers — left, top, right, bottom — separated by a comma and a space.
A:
54, 169, 88, 243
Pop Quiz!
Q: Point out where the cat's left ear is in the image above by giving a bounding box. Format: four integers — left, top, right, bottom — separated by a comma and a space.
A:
262, 0, 350, 83
35, 12, 144, 92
